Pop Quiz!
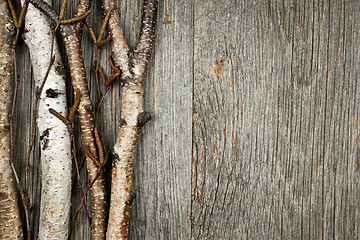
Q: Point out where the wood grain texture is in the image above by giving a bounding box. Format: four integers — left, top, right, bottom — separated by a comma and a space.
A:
192, 0, 360, 239
130, 0, 193, 239
11, 0, 360, 239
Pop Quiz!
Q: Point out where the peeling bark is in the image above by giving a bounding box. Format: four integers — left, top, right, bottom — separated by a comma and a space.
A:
21, 0, 72, 238
0, 0, 22, 239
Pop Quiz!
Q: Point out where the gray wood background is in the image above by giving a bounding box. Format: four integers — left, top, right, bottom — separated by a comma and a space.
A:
13, 0, 360, 239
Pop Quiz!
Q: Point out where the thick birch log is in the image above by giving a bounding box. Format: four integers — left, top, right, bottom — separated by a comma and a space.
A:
0, 0, 22, 239
102, 0, 158, 238
21, 0, 72, 239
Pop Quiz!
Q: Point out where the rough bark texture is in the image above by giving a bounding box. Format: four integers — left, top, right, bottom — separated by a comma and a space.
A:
60, 1, 108, 239
101, 0, 131, 79
102, 0, 158, 239
63, 34, 107, 240
11, 0, 360, 239
0, 0, 23, 239
22, 0, 72, 238
26, 0, 107, 238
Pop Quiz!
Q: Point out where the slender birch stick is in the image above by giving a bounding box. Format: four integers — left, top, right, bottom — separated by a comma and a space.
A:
101, 0, 158, 238
64, 30, 107, 240
0, 1, 23, 239
28, 0, 107, 238
21, 0, 72, 238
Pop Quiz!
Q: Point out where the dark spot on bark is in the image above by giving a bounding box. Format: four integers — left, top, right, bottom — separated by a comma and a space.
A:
120, 190, 135, 236
46, 88, 59, 98
136, 48, 147, 57
40, 128, 51, 150
40, 128, 50, 140
55, 65, 66, 76
42, 138, 49, 150
0, 192, 6, 201
120, 118, 127, 127
83, 104, 93, 111
125, 191, 136, 204
137, 112, 151, 128
135, 91, 140, 94
121, 77, 134, 85
113, 153, 120, 162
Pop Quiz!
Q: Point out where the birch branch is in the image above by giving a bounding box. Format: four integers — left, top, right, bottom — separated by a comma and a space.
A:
101, 0, 158, 238
0, 0, 22, 239
21, 0, 72, 238
29, 0, 108, 238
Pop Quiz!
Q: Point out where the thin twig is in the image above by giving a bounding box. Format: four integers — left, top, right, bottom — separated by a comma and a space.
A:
48, 106, 92, 226
69, 166, 103, 239
25, 55, 55, 189
6, 2, 31, 237
9, 31, 31, 240
69, 123, 92, 226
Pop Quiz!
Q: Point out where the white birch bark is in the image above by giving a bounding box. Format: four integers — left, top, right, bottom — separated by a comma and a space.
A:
102, 0, 158, 238
27, 0, 108, 238
21, 0, 72, 239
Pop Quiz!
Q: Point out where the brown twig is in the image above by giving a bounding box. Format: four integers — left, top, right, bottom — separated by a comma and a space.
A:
0, 8, 22, 235
71, 154, 86, 196
69, 148, 110, 239
10, 41, 31, 240
8, 70, 28, 240
70, 125, 92, 227
94, 56, 120, 120
69, 166, 103, 239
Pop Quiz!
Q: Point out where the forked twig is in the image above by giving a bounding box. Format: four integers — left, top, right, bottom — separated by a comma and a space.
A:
101, 0, 158, 238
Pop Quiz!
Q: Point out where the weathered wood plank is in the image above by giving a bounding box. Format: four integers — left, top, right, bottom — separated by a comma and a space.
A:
192, 0, 360, 239
130, 0, 193, 239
